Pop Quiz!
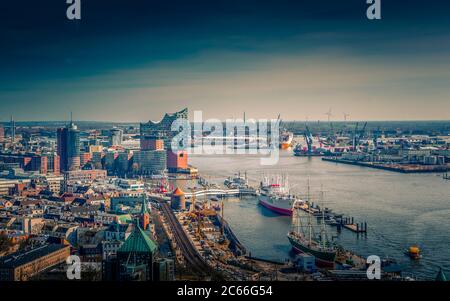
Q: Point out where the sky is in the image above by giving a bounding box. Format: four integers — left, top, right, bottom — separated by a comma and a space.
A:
1, 0, 450, 122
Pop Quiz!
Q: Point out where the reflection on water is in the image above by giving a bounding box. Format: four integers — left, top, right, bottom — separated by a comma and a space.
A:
173, 151, 449, 279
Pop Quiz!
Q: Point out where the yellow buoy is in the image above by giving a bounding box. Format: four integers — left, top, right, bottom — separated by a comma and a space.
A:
409, 246, 420, 254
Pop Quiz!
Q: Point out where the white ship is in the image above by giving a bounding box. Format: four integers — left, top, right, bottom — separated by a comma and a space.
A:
258, 175, 301, 215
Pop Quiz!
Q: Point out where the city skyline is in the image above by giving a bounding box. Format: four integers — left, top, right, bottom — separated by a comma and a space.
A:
1, 0, 450, 122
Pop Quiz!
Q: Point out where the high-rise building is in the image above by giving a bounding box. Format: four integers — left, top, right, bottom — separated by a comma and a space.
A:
110, 128, 123, 146
141, 137, 164, 151
104, 151, 118, 173
29, 155, 48, 174
167, 150, 188, 172
132, 150, 166, 176
140, 108, 187, 148
116, 152, 131, 176
91, 151, 104, 169
46, 153, 60, 176
140, 108, 189, 172
10, 116, 15, 146
79, 152, 91, 167
57, 121, 80, 172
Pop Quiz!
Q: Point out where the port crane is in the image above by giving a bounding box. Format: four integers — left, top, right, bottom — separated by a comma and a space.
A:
304, 124, 314, 155
352, 122, 367, 150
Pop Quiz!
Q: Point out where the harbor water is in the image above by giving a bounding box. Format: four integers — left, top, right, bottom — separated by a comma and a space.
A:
187, 150, 450, 280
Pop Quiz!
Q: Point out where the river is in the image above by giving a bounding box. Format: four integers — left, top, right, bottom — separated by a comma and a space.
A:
184, 149, 450, 279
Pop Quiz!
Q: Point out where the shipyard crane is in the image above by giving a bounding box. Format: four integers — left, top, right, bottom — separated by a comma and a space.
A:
358, 122, 367, 143
304, 124, 314, 155
372, 126, 381, 151
352, 122, 367, 149
352, 122, 359, 150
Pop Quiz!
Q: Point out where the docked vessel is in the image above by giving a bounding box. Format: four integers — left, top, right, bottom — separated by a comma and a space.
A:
280, 131, 294, 149
224, 172, 249, 189
258, 175, 298, 215
287, 186, 337, 267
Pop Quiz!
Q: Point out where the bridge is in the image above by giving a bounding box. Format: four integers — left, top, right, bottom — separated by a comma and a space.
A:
184, 187, 257, 199
146, 188, 257, 203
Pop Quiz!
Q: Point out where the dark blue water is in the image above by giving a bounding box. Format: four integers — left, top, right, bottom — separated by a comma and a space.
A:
188, 150, 450, 280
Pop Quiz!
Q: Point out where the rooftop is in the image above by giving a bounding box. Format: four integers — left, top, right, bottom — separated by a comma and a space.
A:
0, 244, 68, 269
117, 224, 157, 254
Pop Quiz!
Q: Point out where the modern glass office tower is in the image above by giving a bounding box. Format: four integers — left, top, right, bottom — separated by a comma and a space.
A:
57, 122, 80, 172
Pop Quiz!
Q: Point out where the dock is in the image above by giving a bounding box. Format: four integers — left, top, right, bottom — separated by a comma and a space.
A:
341, 223, 367, 233
322, 157, 449, 174
337, 217, 367, 234
299, 203, 368, 234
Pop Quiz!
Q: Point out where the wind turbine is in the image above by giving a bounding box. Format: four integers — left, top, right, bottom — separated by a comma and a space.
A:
343, 112, 350, 122
325, 108, 333, 122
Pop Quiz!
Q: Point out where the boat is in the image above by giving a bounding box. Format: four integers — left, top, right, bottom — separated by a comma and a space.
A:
280, 131, 294, 149
293, 143, 305, 156
211, 203, 221, 211
287, 185, 337, 267
258, 175, 299, 215
224, 172, 249, 189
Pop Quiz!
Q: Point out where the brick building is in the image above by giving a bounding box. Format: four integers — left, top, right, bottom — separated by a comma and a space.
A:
0, 244, 70, 281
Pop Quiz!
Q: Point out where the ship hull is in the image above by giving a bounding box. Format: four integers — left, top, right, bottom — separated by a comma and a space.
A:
279, 132, 293, 149
288, 235, 336, 267
280, 142, 291, 150
258, 196, 292, 216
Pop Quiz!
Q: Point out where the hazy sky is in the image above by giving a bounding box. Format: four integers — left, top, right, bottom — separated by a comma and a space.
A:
1, 0, 450, 122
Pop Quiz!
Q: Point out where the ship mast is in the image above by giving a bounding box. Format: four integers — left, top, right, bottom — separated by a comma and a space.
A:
320, 185, 326, 249
307, 178, 312, 246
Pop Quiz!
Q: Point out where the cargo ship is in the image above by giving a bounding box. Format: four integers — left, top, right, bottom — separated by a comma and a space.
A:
280, 131, 294, 149
287, 187, 336, 267
258, 175, 298, 215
